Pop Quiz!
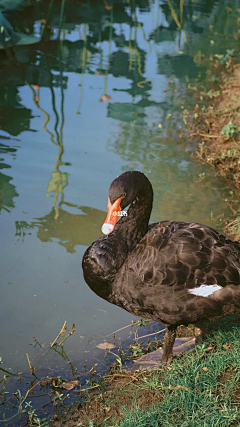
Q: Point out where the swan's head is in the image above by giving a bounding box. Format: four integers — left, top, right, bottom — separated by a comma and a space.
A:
101, 171, 150, 235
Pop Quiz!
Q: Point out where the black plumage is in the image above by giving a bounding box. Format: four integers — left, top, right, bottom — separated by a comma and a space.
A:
82, 171, 240, 363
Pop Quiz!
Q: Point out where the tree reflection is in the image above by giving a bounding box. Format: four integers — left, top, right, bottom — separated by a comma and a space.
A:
0, 141, 18, 212
0, 172, 18, 212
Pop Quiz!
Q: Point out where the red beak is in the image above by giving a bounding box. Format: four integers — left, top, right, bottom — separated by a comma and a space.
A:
101, 197, 122, 235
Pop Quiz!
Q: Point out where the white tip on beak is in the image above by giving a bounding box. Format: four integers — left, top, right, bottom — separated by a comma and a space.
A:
101, 223, 114, 235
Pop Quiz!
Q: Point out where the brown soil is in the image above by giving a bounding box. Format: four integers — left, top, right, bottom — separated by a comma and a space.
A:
193, 64, 240, 182
49, 368, 164, 427
186, 63, 240, 239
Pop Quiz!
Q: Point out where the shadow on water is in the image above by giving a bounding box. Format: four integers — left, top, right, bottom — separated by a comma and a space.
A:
0, 0, 240, 423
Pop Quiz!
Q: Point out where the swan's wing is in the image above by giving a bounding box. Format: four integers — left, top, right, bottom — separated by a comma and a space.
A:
124, 221, 240, 289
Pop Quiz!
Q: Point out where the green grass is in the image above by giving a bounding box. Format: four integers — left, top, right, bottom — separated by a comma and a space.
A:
107, 317, 240, 427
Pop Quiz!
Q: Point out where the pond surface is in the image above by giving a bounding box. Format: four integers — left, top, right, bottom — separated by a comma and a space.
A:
0, 0, 239, 421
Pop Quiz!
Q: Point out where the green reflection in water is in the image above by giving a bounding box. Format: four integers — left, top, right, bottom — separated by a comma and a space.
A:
35, 206, 105, 251
0, 171, 18, 212
0, 141, 18, 211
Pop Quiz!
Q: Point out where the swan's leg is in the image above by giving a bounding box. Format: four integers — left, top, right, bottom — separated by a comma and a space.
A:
162, 325, 177, 363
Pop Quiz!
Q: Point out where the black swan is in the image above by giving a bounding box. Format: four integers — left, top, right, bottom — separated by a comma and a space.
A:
82, 171, 240, 364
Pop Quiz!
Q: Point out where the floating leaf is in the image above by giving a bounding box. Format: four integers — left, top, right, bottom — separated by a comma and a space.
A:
99, 94, 111, 102
96, 342, 116, 350
63, 380, 79, 390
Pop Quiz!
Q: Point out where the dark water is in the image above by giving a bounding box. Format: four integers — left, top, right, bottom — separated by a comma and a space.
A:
0, 0, 239, 422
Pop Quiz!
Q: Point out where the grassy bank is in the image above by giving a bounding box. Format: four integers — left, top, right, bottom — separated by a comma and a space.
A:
49, 316, 240, 427
193, 63, 240, 189
185, 60, 240, 240
106, 317, 240, 427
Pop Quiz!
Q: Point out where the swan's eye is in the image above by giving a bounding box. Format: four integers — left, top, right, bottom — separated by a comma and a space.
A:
122, 193, 126, 198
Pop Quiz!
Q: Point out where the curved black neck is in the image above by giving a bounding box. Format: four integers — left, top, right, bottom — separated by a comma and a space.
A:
113, 177, 153, 252
82, 173, 153, 300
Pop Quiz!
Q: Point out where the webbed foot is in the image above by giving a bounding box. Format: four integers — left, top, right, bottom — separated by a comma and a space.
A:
131, 336, 196, 371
